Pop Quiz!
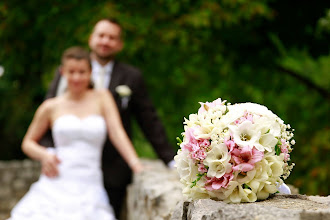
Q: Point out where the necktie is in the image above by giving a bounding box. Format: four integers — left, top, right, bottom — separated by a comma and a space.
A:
95, 67, 106, 89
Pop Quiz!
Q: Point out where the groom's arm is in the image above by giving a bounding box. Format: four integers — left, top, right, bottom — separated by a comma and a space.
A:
45, 67, 61, 100
39, 67, 61, 148
130, 71, 176, 165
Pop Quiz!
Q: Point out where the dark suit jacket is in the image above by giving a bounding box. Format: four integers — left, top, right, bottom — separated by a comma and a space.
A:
42, 61, 176, 188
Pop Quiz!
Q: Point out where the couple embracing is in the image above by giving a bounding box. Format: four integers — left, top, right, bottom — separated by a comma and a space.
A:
8, 18, 175, 220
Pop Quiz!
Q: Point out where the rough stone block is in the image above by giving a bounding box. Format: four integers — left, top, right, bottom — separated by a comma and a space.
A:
127, 159, 330, 220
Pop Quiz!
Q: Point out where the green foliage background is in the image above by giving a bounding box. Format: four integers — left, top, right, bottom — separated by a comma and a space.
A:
1, 1, 329, 196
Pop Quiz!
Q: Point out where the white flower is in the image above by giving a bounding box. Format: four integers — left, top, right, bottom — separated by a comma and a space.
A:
182, 179, 209, 199
258, 133, 278, 152
228, 121, 263, 151
204, 143, 231, 178
256, 183, 277, 200
266, 155, 284, 178
291, 139, 296, 145
115, 85, 132, 97
255, 116, 281, 137
235, 169, 257, 184
223, 181, 257, 203
174, 150, 199, 182
0, 66, 4, 77
228, 119, 279, 152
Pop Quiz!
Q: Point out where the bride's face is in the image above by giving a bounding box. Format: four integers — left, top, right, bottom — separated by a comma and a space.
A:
62, 58, 91, 92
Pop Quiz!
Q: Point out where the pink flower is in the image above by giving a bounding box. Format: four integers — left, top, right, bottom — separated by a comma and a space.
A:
192, 150, 207, 161
234, 111, 254, 125
181, 127, 200, 152
231, 145, 264, 172
224, 136, 236, 152
280, 139, 290, 162
205, 172, 234, 190
181, 127, 210, 161
198, 163, 208, 173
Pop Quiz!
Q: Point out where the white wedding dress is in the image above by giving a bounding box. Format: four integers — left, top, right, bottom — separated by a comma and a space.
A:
8, 114, 116, 220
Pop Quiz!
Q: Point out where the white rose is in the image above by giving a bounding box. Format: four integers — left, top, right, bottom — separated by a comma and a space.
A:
258, 133, 278, 152
235, 169, 257, 184
221, 103, 282, 126
266, 155, 284, 178
255, 116, 281, 137
223, 181, 257, 203
247, 156, 283, 200
174, 150, 199, 182
115, 85, 132, 97
182, 179, 210, 200
204, 143, 232, 178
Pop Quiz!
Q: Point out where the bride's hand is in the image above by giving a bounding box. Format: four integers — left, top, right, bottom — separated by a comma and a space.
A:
132, 162, 144, 174
41, 153, 61, 178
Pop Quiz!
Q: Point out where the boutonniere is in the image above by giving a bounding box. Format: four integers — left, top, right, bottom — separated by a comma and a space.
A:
115, 85, 132, 97
115, 85, 132, 108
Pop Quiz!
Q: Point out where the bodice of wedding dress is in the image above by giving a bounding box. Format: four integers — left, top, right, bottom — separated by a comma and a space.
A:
52, 114, 107, 183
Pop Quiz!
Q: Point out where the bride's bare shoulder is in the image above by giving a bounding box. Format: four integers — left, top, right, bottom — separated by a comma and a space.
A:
38, 97, 61, 115
91, 89, 113, 101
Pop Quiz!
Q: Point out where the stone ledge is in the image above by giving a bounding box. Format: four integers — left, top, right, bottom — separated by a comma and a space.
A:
127, 159, 330, 220
1, 159, 329, 220
127, 159, 183, 220
172, 195, 330, 220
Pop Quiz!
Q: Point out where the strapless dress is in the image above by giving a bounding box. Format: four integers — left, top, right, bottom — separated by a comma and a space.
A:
8, 114, 116, 220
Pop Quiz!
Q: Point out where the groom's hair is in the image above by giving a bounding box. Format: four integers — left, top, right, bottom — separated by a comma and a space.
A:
93, 18, 123, 38
61, 46, 91, 69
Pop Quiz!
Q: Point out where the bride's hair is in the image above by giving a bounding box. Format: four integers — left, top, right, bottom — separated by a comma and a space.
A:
61, 46, 91, 68
61, 46, 94, 89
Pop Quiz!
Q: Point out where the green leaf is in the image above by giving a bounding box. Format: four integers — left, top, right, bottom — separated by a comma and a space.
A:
275, 143, 281, 156
176, 137, 183, 146
190, 173, 205, 188
243, 183, 251, 190
224, 106, 229, 115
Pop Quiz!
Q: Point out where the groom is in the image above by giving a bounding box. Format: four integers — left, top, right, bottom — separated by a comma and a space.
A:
42, 18, 176, 219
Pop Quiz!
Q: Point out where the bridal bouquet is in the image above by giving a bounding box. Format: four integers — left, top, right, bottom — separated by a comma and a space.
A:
174, 98, 295, 203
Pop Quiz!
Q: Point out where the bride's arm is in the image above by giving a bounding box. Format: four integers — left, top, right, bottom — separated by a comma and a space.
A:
100, 90, 143, 174
22, 100, 60, 177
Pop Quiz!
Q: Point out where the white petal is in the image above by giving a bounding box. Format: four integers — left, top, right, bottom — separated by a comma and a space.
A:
259, 133, 277, 152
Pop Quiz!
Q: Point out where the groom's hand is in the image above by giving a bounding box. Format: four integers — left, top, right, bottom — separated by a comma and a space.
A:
41, 153, 61, 178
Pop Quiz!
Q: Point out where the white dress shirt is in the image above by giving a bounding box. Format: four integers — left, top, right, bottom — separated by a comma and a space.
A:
91, 60, 114, 90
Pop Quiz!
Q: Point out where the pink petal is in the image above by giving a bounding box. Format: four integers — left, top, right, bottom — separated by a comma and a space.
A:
232, 155, 243, 164
212, 181, 223, 190
233, 163, 254, 172
205, 185, 213, 191
249, 149, 264, 164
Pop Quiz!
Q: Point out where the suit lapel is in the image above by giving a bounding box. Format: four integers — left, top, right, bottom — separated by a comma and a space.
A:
109, 61, 122, 94
109, 61, 124, 109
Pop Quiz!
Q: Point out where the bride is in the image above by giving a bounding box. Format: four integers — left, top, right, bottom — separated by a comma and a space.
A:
8, 46, 143, 220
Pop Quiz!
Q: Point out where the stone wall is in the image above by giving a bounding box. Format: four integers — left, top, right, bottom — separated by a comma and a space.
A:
126, 159, 184, 220
127, 159, 330, 220
0, 160, 41, 220
1, 159, 329, 220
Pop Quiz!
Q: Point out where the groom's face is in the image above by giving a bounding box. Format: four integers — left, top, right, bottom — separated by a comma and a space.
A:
89, 20, 123, 60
